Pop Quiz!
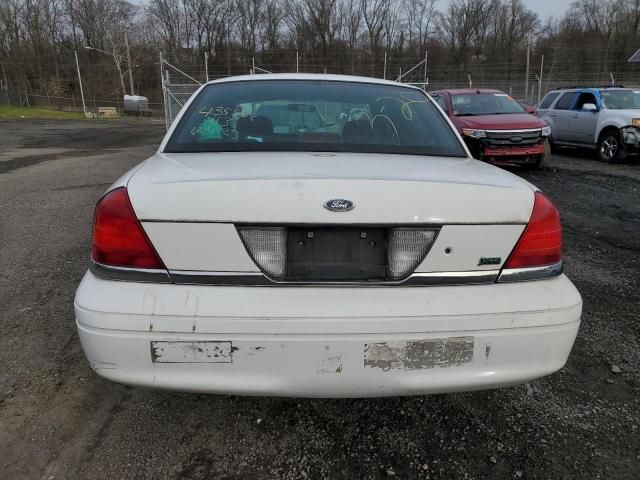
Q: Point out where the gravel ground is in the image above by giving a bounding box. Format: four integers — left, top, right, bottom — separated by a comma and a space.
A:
0, 120, 638, 480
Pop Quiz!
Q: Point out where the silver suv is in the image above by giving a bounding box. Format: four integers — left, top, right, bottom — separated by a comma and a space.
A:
538, 87, 640, 162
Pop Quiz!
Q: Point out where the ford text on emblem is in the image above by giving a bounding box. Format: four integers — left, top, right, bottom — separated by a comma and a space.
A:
324, 199, 355, 212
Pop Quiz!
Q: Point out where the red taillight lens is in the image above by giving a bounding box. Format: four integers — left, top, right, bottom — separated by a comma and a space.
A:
504, 192, 562, 269
92, 187, 164, 269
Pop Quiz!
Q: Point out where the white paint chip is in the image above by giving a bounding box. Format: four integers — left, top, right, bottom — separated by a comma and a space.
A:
317, 354, 343, 374
364, 337, 474, 371
150, 341, 233, 363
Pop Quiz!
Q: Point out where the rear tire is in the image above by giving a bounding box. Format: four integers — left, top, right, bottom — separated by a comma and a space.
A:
597, 129, 627, 163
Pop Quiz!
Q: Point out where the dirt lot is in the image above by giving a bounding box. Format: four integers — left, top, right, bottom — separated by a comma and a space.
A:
0, 120, 638, 480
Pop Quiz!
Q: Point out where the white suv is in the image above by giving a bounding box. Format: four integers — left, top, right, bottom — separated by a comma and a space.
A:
538, 87, 640, 162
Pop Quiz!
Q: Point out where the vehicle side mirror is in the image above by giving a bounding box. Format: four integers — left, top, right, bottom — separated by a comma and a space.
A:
526, 105, 537, 115
582, 103, 598, 112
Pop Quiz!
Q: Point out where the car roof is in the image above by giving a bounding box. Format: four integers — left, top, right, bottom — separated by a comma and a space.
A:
431, 88, 504, 95
549, 87, 630, 93
205, 73, 422, 91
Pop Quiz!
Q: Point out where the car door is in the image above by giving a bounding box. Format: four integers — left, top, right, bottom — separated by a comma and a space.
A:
537, 91, 561, 117
569, 91, 600, 144
549, 91, 579, 142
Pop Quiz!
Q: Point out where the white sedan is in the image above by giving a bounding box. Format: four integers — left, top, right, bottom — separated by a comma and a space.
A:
75, 74, 582, 397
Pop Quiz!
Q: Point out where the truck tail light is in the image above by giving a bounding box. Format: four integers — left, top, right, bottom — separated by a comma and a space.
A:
92, 187, 165, 269
504, 192, 562, 270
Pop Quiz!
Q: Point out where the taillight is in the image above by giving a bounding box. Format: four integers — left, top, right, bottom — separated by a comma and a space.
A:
504, 192, 562, 269
237, 227, 287, 279
387, 228, 438, 280
92, 187, 165, 269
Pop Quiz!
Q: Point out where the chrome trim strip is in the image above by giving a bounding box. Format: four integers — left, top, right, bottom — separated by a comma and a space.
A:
169, 271, 270, 286
404, 270, 500, 286
90, 261, 172, 283
497, 260, 563, 283
168, 270, 500, 287
485, 128, 542, 134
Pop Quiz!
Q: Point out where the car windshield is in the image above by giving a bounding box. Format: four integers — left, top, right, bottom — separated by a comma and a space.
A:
165, 79, 466, 157
600, 90, 640, 109
452, 93, 525, 116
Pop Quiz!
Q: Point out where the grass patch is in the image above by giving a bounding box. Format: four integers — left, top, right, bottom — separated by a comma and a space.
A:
0, 105, 84, 120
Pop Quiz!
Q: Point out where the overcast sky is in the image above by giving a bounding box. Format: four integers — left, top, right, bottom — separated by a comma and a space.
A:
440, 0, 574, 21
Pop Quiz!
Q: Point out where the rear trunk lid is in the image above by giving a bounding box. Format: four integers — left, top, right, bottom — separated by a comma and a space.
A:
125, 152, 532, 277
127, 152, 533, 224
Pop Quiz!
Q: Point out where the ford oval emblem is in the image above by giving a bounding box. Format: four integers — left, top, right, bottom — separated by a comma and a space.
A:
324, 199, 355, 212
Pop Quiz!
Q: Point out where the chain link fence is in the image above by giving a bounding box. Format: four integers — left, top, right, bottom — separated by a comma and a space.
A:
0, 86, 164, 116
158, 54, 640, 128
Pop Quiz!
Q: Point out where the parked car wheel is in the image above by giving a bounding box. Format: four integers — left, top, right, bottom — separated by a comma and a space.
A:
597, 129, 627, 163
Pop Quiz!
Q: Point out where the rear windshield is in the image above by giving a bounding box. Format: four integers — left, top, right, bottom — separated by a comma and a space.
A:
164, 80, 466, 157
452, 93, 525, 116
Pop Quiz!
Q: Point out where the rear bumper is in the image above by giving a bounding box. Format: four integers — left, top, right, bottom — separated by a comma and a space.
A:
75, 272, 582, 397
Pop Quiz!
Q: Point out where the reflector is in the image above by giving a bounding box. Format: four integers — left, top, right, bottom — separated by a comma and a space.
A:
92, 188, 165, 269
237, 227, 287, 279
387, 229, 438, 280
504, 192, 562, 269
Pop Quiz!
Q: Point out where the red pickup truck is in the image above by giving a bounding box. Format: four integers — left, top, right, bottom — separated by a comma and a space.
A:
429, 88, 551, 169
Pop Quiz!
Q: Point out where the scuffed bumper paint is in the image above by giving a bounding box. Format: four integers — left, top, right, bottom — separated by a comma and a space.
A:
75, 272, 582, 397
364, 337, 474, 371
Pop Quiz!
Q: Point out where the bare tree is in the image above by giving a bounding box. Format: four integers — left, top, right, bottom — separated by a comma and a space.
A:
341, 0, 362, 72
361, 0, 390, 73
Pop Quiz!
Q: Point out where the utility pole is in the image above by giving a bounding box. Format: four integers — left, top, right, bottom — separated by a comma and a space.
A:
204, 51, 209, 82
525, 35, 531, 101
124, 31, 134, 96
74, 49, 86, 115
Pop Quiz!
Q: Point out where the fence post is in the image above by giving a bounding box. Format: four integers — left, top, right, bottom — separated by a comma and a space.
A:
424, 50, 428, 87
383, 52, 387, 79
524, 35, 531, 100
160, 51, 168, 129
74, 49, 87, 115
538, 55, 544, 106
